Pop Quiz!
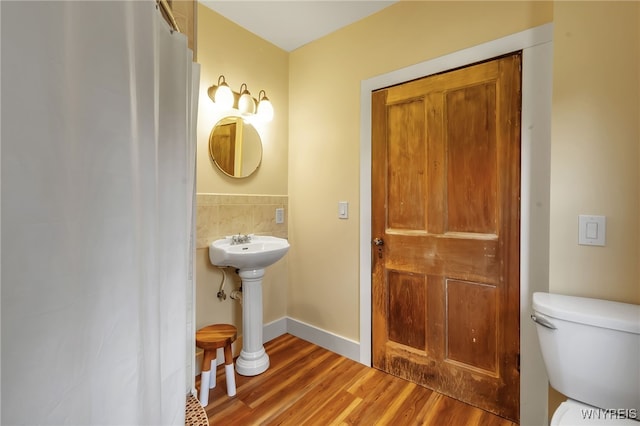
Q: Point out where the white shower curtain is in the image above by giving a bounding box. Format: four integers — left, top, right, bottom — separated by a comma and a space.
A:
1, 1, 199, 424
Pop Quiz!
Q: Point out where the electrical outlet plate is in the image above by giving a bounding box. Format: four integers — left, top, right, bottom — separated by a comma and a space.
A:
275, 208, 284, 224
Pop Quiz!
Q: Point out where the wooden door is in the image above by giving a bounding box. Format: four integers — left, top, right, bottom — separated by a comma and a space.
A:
210, 122, 236, 176
372, 53, 521, 422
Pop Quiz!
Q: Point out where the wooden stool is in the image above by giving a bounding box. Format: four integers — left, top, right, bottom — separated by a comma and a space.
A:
195, 324, 237, 407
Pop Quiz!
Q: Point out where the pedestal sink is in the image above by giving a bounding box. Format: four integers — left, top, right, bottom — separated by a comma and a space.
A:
209, 235, 289, 376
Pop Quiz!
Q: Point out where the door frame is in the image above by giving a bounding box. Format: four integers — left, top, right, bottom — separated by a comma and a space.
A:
359, 24, 553, 425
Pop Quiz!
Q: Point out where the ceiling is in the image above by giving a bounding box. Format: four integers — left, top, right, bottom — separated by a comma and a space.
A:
199, 0, 398, 52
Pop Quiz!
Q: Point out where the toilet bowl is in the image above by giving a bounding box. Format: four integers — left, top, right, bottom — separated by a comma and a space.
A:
532, 292, 640, 425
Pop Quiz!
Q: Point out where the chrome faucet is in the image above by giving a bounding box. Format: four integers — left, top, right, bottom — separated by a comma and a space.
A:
231, 233, 251, 245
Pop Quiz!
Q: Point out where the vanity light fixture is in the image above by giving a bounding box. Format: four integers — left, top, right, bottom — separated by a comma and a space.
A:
208, 75, 274, 122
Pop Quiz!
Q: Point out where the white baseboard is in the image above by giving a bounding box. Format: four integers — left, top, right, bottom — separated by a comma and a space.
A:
265, 317, 361, 364
195, 317, 363, 376
263, 317, 288, 343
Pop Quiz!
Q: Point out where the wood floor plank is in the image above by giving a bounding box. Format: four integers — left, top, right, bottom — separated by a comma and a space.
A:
326, 396, 363, 426
412, 392, 445, 425
373, 381, 419, 424
293, 390, 361, 426
267, 358, 364, 425
243, 347, 334, 408
478, 409, 520, 426
203, 334, 519, 425
385, 384, 435, 425
343, 375, 407, 424
420, 393, 484, 426
346, 367, 379, 396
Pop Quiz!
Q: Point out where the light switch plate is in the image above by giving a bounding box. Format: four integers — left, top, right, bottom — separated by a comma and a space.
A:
338, 201, 348, 219
578, 215, 605, 246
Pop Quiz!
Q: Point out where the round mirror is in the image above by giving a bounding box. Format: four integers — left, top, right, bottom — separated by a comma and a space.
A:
209, 116, 263, 178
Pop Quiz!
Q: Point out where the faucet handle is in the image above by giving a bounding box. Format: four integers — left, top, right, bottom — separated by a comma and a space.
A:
230, 233, 251, 244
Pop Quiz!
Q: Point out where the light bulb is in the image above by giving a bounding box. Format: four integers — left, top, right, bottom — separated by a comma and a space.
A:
238, 84, 256, 115
257, 91, 274, 122
214, 83, 234, 109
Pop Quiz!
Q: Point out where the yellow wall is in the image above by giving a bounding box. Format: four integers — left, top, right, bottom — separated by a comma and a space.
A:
195, 4, 290, 340
288, 1, 554, 341
195, 0, 640, 338
548, 1, 640, 418
194, 0, 640, 416
550, 1, 640, 304
196, 3, 289, 195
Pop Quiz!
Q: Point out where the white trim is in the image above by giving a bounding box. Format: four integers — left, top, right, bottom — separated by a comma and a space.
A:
359, 23, 553, 426
263, 316, 288, 343
519, 37, 554, 426
260, 317, 361, 362
197, 317, 359, 373
286, 317, 361, 362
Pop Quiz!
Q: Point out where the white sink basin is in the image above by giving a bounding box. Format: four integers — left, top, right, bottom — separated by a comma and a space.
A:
209, 235, 290, 270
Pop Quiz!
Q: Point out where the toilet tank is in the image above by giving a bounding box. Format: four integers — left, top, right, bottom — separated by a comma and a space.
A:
532, 292, 640, 413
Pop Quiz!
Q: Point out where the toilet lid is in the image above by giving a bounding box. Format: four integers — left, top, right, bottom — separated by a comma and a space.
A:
552, 400, 638, 426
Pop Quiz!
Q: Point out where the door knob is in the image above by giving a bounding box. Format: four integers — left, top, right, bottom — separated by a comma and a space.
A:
373, 238, 384, 246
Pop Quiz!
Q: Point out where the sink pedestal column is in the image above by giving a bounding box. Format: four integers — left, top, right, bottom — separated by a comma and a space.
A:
236, 268, 269, 376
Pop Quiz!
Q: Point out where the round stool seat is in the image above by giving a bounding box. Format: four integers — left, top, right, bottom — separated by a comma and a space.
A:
196, 324, 237, 350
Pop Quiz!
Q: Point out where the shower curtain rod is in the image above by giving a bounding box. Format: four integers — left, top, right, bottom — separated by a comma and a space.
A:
157, 0, 181, 33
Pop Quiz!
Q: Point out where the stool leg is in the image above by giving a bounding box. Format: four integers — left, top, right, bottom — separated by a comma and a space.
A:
224, 344, 236, 397
199, 371, 210, 406
209, 358, 216, 389
199, 350, 215, 407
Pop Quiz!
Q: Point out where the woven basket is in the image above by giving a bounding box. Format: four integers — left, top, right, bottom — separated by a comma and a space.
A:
185, 393, 208, 426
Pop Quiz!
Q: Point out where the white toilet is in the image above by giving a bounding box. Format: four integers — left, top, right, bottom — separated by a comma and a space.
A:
532, 292, 640, 425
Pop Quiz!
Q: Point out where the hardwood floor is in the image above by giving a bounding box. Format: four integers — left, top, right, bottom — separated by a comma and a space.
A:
200, 334, 518, 425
